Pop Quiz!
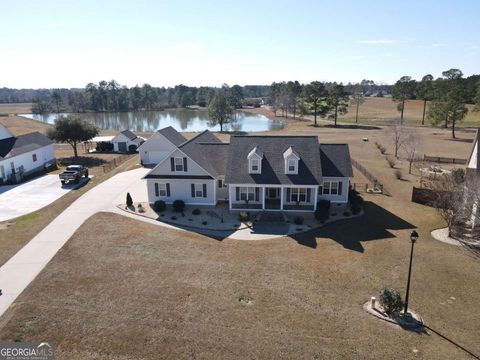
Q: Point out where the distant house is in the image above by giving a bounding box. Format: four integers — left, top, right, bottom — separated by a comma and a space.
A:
0, 124, 55, 184
142, 127, 353, 211
137, 126, 187, 165
111, 130, 145, 153
466, 129, 480, 228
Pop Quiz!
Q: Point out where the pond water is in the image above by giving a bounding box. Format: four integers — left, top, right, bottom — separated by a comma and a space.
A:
19, 109, 284, 133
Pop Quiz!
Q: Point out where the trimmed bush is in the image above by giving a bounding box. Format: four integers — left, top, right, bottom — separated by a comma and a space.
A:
202, 221, 208, 226
315, 200, 331, 222
343, 211, 351, 217
351, 203, 362, 215
379, 288, 404, 316
293, 216, 304, 225
172, 200, 185, 212
126, 192, 133, 207
317, 199, 331, 211
239, 212, 250, 222
394, 169, 402, 180
154, 200, 166, 212
349, 189, 364, 215
192, 208, 201, 215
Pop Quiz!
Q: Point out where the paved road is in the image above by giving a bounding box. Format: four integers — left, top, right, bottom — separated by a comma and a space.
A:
0, 167, 149, 316
0, 175, 90, 222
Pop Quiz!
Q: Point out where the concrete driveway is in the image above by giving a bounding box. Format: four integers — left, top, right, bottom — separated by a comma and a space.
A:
0, 167, 149, 317
0, 175, 90, 222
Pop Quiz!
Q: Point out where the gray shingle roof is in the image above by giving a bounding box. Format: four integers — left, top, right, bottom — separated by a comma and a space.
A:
319, 144, 353, 177
225, 136, 323, 185
179, 130, 227, 177
120, 130, 137, 141
0, 132, 54, 160
158, 126, 187, 146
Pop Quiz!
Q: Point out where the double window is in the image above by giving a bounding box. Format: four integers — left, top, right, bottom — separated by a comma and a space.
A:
322, 181, 341, 195
240, 187, 255, 201
290, 188, 306, 202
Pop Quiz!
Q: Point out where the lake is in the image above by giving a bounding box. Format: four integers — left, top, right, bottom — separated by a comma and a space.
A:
19, 109, 284, 133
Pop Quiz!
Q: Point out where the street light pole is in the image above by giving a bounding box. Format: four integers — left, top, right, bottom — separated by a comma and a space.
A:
404, 230, 419, 315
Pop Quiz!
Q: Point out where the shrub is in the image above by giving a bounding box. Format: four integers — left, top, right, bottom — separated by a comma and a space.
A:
293, 216, 304, 225
154, 200, 166, 212
126, 192, 133, 207
239, 212, 250, 222
171, 216, 177, 220
379, 145, 387, 155
138, 204, 145, 213
351, 203, 361, 215
172, 200, 185, 212
343, 211, 351, 217
379, 288, 404, 316
386, 157, 396, 168
202, 221, 208, 226
317, 199, 331, 211
349, 189, 364, 215
192, 208, 201, 215
451, 168, 465, 184
394, 169, 402, 180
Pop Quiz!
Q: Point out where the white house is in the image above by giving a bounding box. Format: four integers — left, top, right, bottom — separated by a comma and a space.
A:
467, 129, 480, 229
137, 126, 187, 165
142, 127, 353, 212
111, 130, 145, 153
0, 124, 55, 184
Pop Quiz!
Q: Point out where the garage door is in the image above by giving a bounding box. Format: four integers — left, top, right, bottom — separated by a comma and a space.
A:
118, 142, 127, 152
148, 151, 169, 164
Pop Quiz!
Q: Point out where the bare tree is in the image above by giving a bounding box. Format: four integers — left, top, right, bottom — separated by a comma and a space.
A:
389, 119, 404, 158
403, 132, 421, 174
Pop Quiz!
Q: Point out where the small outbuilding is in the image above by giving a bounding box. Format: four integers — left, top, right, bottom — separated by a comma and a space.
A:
111, 130, 145, 153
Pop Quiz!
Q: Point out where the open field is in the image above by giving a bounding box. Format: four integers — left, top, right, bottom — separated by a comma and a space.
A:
0, 103, 32, 115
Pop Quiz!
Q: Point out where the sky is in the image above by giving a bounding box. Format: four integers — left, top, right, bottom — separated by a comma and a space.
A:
1, 0, 479, 88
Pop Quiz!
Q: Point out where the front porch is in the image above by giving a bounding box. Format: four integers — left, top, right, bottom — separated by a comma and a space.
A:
229, 185, 317, 212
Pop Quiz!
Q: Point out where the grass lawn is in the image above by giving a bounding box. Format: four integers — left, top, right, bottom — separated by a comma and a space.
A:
0, 103, 33, 115
0, 204, 478, 359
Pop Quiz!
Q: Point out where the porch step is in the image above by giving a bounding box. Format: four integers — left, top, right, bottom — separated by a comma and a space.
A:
258, 211, 287, 223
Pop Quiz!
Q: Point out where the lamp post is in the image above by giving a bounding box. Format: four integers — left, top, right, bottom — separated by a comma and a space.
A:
404, 230, 419, 315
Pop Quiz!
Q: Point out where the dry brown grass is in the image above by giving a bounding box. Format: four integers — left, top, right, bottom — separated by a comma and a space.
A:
0, 207, 478, 359
0, 156, 140, 267
0, 103, 33, 115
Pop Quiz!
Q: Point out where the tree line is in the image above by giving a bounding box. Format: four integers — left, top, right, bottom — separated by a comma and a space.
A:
391, 68, 480, 138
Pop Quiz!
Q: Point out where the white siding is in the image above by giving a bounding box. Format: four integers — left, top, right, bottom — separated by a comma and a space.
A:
112, 133, 143, 152
0, 144, 55, 181
138, 133, 178, 165
146, 179, 215, 205
148, 149, 211, 177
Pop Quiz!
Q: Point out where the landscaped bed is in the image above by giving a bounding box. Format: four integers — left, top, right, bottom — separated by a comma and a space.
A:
118, 201, 364, 237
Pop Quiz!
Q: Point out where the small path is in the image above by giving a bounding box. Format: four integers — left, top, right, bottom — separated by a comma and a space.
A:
431, 227, 480, 247
0, 174, 91, 222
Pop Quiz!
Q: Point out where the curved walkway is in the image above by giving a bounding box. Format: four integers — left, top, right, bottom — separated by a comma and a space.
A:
0, 167, 149, 317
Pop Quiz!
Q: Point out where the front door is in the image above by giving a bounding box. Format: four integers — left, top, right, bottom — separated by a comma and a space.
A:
268, 188, 279, 198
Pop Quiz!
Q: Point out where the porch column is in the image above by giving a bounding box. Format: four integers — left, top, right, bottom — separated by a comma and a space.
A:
280, 187, 284, 210
262, 186, 265, 210
229, 185, 233, 210
313, 186, 318, 210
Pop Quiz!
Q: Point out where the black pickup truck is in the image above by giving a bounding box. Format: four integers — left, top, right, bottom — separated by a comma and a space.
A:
59, 165, 89, 185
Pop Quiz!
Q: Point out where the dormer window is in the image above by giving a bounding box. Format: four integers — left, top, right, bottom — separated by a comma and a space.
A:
247, 146, 263, 174
283, 146, 300, 174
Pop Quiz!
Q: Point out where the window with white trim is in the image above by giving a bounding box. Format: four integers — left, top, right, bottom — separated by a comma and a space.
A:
240, 187, 255, 201
174, 157, 184, 171
323, 181, 331, 195
195, 184, 204, 197
291, 188, 306, 202
330, 181, 338, 195
249, 158, 261, 173
288, 159, 297, 172
158, 183, 167, 196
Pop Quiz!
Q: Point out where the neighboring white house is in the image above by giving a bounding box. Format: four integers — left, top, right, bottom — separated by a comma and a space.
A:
0, 124, 55, 184
142, 127, 353, 212
111, 130, 145, 153
137, 126, 187, 165
467, 129, 480, 229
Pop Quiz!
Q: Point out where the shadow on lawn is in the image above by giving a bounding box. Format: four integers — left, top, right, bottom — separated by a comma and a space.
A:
291, 201, 415, 251
424, 324, 480, 359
